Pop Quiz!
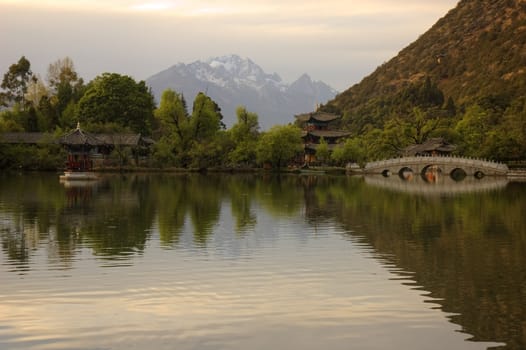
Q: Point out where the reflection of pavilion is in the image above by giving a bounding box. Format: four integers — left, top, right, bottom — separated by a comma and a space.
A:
60, 177, 103, 208
364, 174, 508, 195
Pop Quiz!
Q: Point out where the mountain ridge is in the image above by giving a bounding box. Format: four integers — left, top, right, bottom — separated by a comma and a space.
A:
146, 55, 337, 129
326, 0, 526, 135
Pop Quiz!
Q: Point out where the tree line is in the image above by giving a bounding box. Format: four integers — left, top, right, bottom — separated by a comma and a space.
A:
2, 56, 523, 171
0, 56, 303, 170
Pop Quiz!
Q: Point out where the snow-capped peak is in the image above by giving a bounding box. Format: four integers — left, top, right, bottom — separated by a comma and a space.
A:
204, 54, 283, 87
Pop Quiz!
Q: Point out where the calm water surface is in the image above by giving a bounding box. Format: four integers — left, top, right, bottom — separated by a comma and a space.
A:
0, 173, 524, 350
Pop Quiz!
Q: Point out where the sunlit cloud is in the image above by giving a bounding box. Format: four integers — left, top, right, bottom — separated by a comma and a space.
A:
131, 2, 174, 12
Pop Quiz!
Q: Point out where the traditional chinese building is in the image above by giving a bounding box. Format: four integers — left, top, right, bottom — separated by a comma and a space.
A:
403, 137, 456, 157
0, 124, 154, 170
295, 111, 351, 164
59, 124, 154, 170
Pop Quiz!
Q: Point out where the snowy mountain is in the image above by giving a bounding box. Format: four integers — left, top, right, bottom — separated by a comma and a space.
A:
146, 55, 337, 129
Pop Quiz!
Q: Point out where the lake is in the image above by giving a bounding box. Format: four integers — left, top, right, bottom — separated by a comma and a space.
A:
0, 172, 524, 350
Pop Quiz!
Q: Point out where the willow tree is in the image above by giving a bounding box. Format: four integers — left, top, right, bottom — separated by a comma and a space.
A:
256, 124, 302, 168
228, 106, 260, 166
190, 92, 224, 141
184, 92, 227, 168
153, 89, 190, 166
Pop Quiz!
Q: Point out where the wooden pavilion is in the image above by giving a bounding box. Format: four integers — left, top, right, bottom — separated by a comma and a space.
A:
59, 124, 106, 171
58, 124, 154, 170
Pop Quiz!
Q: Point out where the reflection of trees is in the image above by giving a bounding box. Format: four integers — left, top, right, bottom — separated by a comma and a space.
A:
0, 174, 157, 263
153, 174, 225, 246
187, 175, 223, 245
303, 176, 526, 349
255, 175, 303, 217
227, 175, 257, 235
78, 175, 156, 257
154, 175, 188, 247
0, 173, 68, 269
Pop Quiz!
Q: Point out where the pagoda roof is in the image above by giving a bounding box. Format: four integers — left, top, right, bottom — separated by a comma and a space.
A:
302, 130, 351, 138
295, 111, 341, 123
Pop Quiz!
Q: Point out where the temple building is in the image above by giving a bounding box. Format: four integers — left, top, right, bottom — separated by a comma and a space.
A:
295, 111, 351, 164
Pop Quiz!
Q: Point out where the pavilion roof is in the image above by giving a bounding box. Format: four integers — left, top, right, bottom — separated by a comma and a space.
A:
59, 128, 107, 146
404, 137, 456, 155
295, 111, 341, 123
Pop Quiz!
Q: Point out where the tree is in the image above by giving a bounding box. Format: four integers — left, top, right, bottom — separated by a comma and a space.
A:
47, 57, 78, 91
256, 124, 302, 168
315, 137, 330, 165
78, 73, 155, 134
404, 107, 442, 144
190, 92, 224, 141
154, 89, 189, 140
454, 104, 493, 157
47, 57, 85, 127
179, 92, 226, 168
24, 76, 49, 107
1, 56, 34, 109
228, 106, 260, 166
153, 89, 191, 167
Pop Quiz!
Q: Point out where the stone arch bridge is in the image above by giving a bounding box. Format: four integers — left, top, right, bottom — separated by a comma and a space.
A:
364, 156, 509, 178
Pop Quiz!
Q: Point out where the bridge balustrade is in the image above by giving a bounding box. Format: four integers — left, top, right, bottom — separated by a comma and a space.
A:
364, 155, 509, 176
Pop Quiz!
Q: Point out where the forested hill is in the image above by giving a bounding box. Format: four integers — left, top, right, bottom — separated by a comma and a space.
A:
325, 0, 526, 161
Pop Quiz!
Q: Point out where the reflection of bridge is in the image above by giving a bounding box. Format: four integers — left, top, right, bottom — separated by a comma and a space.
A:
364, 175, 509, 196
364, 156, 509, 177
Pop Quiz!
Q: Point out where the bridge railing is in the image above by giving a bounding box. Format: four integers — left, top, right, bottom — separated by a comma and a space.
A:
365, 155, 509, 172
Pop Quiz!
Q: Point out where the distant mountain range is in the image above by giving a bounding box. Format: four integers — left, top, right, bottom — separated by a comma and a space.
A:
146, 55, 337, 129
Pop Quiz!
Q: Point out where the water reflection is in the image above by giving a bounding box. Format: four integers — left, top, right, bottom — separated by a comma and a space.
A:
0, 173, 525, 349
366, 173, 509, 195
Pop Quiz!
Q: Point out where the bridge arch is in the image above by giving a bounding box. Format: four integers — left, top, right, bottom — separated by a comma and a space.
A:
474, 170, 485, 179
421, 164, 443, 183
450, 168, 467, 181
398, 167, 414, 180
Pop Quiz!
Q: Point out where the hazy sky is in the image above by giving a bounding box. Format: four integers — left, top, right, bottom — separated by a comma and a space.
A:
0, 0, 458, 91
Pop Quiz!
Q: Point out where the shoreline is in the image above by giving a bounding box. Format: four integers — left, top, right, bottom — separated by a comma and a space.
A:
3, 167, 526, 180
